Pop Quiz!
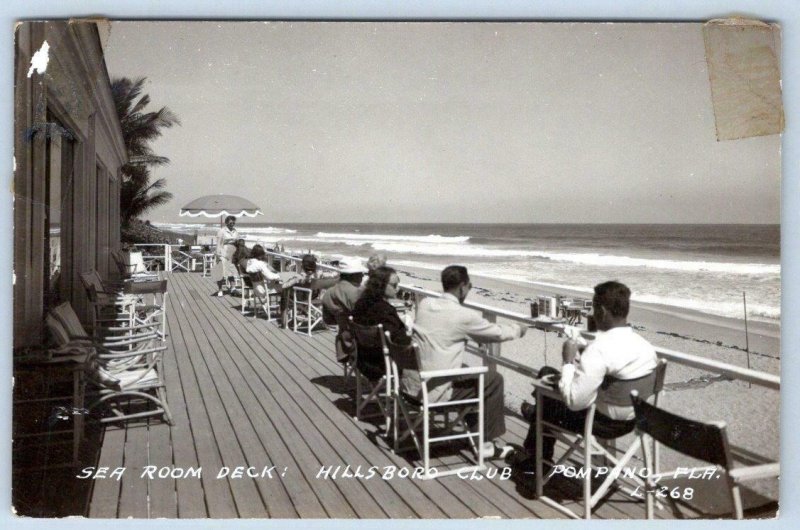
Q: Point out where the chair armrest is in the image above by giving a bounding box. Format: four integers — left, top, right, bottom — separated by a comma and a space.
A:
419, 365, 488, 380
103, 322, 162, 332
97, 345, 167, 360
728, 463, 780, 482
98, 333, 160, 347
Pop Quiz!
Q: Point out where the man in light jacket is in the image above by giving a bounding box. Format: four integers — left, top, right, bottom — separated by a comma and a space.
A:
412, 265, 527, 459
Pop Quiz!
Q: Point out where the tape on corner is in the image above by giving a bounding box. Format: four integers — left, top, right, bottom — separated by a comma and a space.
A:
703, 18, 784, 141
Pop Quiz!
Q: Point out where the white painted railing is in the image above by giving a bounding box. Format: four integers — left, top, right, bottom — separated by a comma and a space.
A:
259, 249, 780, 391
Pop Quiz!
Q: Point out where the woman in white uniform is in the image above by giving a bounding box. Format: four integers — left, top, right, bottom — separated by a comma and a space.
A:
213, 215, 239, 296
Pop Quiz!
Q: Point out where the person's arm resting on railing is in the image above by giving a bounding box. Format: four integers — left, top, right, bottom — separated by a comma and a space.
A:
463, 309, 526, 344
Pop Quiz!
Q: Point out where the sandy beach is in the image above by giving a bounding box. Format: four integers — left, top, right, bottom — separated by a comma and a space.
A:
392, 262, 781, 498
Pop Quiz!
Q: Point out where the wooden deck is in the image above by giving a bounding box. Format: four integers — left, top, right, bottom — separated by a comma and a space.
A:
85, 272, 704, 519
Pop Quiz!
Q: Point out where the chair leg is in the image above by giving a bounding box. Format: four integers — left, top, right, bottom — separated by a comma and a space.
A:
584, 436, 592, 519
730, 479, 744, 519
640, 433, 655, 519
423, 403, 431, 478
535, 396, 544, 498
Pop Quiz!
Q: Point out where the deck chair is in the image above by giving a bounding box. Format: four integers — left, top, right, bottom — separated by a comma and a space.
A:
387, 328, 486, 479
349, 318, 392, 432
250, 273, 281, 322
46, 306, 172, 424
534, 359, 668, 519
334, 312, 356, 379
631, 390, 779, 519
170, 245, 192, 272
292, 286, 325, 336
85, 360, 172, 425
79, 270, 141, 334
110, 249, 137, 278
122, 279, 169, 341
47, 303, 165, 372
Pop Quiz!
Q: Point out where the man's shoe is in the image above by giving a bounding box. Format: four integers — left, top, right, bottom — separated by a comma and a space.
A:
479, 442, 514, 460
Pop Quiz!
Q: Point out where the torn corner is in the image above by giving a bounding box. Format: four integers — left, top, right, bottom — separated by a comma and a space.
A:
703, 17, 784, 141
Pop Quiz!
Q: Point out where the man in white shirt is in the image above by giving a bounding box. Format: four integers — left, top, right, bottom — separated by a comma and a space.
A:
413, 265, 527, 459
514, 281, 658, 467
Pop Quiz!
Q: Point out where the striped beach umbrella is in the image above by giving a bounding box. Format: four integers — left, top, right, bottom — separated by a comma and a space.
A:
179, 194, 263, 219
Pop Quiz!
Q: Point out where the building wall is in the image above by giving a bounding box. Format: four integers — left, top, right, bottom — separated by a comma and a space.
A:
14, 21, 127, 347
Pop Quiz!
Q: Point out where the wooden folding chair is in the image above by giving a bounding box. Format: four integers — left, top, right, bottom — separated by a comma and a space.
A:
292, 286, 325, 336
534, 359, 668, 519
387, 329, 486, 479
632, 390, 779, 519
250, 274, 281, 322
349, 318, 392, 432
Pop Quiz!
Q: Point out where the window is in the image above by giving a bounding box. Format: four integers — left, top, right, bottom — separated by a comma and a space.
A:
43, 113, 74, 312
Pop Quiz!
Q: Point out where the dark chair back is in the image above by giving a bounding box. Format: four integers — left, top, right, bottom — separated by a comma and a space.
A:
601, 359, 667, 406
349, 318, 388, 355
384, 331, 419, 373
631, 391, 729, 468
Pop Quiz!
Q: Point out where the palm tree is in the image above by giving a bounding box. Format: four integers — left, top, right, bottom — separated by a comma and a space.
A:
111, 77, 180, 225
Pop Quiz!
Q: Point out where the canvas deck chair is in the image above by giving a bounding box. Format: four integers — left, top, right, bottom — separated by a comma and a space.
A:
79, 270, 140, 334
46, 307, 172, 425
121, 279, 169, 341
48, 302, 164, 370
631, 390, 779, 519
83, 349, 173, 425
387, 328, 486, 479
533, 359, 668, 519
247, 273, 281, 322
349, 318, 393, 432
170, 245, 192, 272
292, 286, 325, 336
334, 312, 356, 379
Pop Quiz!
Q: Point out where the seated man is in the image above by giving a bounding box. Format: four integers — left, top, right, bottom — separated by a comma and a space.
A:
412, 265, 527, 459
279, 254, 338, 328
321, 257, 366, 325
513, 280, 658, 469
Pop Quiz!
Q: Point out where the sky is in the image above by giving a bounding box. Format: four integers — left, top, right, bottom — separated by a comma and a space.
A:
103, 21, 782, 224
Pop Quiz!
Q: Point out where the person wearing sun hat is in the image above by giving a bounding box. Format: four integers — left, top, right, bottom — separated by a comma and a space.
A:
321, 257, 367, 325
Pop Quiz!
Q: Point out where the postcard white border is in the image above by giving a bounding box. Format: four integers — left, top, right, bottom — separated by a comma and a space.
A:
1, 1, 796, 529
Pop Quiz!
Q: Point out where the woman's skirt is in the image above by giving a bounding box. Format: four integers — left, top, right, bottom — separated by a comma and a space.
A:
211, 244, 238, 282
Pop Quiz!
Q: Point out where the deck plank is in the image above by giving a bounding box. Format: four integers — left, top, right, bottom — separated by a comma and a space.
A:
164, 278, 240, 518
118, 424, 149, 518
160, 303, 211, 518
170, 276, 321, 518
147, 422, 178, 518
88, 426, 125, 518
168, 277, 271, 517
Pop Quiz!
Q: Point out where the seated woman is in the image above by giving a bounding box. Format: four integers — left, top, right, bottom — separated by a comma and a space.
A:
245, 244, 282, 297
350, 266, 411, 380
232, 239, 250, 274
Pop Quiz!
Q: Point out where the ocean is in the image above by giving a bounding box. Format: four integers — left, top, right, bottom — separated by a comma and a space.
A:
158, 222, 781, 324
